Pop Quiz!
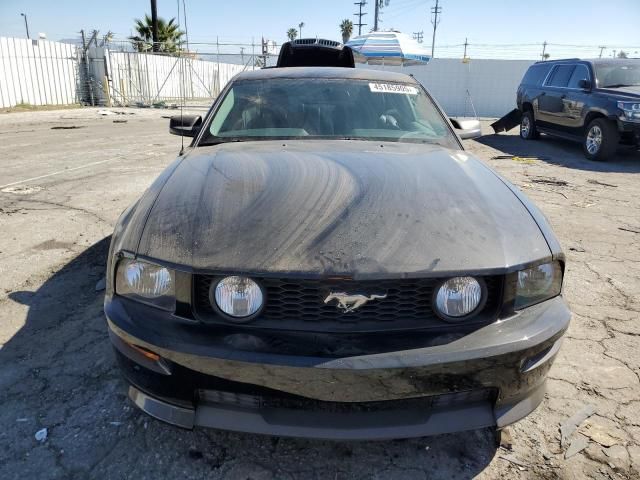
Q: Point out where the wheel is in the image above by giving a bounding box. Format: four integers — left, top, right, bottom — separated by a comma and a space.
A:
583, 118, 619, 161
520, 110, 539, 140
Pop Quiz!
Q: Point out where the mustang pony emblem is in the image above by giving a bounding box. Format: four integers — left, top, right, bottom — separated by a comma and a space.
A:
324, 292, 387, 313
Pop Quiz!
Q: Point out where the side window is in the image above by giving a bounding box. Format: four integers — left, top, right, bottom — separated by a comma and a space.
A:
567, 65, 590, 89
546, 65, 576, 87
210, 89, 235, 135
522, 65, 551, 85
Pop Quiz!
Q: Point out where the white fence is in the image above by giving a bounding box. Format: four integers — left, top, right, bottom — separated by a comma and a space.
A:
0, 37, 246, 109
0, 36, 535, 117
0, 37, 79, 108
364, 58, 535, 118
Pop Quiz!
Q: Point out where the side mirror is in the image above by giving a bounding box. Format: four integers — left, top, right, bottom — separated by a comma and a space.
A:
578, 79, 592, 90
169, 115, 202, 137
450, 117, 482, 140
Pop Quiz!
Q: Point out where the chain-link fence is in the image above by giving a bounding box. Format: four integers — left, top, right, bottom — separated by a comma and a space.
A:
81, 40, 282, 108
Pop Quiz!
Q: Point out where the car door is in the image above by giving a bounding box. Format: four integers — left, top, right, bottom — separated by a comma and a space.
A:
537, 64, 575, 129
563, 64, 592, 131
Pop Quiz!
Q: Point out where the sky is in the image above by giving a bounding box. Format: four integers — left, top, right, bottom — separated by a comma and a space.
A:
1, 0, 639, 60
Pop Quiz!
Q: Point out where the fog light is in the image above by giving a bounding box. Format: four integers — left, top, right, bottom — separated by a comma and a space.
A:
212, 276, 264, 320
434, 277, 484, 321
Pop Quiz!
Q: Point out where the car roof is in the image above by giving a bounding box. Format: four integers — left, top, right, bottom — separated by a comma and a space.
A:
534, 58, 638, 66
233, 66, 418, 84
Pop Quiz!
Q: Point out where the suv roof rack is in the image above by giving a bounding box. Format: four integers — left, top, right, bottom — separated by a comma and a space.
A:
276, 38, 355, 68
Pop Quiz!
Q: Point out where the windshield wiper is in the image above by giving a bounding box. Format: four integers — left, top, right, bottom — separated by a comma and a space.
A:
198, 137, 246, 146
602, 83, 638, 88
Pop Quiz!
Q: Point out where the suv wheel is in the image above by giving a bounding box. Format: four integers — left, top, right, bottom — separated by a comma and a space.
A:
520, 110, 539, 140
583, 118, 619, 161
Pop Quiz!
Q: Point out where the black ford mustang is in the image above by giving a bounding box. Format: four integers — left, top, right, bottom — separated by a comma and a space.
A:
104, 66, 570, 440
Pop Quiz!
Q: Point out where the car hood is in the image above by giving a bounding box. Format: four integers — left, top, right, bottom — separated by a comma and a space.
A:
135, 140, 550, 277
597, 85, 640, 99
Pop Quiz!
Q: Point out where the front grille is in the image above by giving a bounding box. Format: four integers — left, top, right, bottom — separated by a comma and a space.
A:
193, 276, 502, 332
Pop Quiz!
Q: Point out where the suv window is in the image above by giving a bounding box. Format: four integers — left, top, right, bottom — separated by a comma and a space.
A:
567, 65, 590, 89
521, 64, 552, 86
546, 65, 576, 87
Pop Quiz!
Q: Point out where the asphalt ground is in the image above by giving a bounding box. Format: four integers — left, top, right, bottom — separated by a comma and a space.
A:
0, 108, 638, 479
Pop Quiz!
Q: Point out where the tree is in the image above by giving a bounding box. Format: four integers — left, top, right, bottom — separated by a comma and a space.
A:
340, 19, 353, 44
129, 14, 184, 53
286, 28, 298, 41
298, 22, 305, 38
543, 53, 550, 60
617, 50, 628, 58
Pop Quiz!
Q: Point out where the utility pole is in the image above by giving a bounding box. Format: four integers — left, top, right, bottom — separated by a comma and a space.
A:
413, 31, 423, 43
240, 47, 245, 65
261, 37, 268, 67
354, 1, 368, 36
598, 46, 605, 58
541, 41, 547, 61
430, 0, 442, 58
374, 0, 380, 31
182, 0, 189, 52
463, 37, 469, 59
150, 0, 159, 52
20, 13, 30, 39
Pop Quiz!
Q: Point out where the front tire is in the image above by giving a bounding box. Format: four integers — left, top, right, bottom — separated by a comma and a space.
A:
520, 110, 539, 140
583, 118, 619, 161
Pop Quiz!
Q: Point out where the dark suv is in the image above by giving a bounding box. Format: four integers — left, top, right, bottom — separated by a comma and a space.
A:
517, 58, 640, 160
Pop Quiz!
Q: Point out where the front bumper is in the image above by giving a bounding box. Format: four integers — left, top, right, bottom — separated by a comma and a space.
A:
617, 119, 640, 145
106, 295, 570, 439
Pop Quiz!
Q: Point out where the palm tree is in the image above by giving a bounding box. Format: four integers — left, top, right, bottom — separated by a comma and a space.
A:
298, 22, 305, 38
286, 28, 298, 41
340, 19, 353, 43
129, 14, 184, 53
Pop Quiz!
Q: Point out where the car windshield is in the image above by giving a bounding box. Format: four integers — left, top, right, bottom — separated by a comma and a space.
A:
595, 60, 640, 88
199, 78, 458, 148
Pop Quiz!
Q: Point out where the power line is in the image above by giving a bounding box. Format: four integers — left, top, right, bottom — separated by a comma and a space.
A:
430, 0, 442, 58
413, 31, 423, 43
354, 1, 368, 36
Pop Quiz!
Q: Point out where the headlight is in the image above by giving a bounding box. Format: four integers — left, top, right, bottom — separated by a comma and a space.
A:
115, 258, 175, 311
617, 101, 640, 121
212, 276, 264, 320
434, 276, 484, 321
515, 261, 563, 309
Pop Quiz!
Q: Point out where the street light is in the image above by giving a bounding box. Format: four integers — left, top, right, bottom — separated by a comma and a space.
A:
20, 13, 30, 39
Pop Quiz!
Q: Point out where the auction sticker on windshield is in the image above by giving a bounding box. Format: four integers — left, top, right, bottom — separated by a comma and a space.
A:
369, 83, 419, 95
